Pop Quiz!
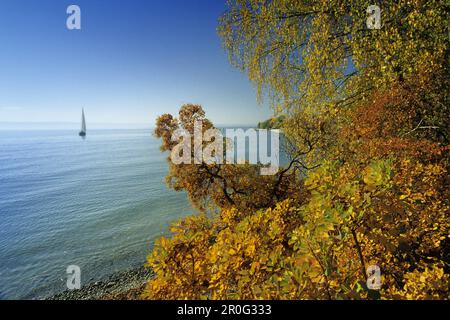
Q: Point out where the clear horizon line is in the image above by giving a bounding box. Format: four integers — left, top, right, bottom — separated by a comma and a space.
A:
0, 121, 258, 126
0, 121, 150, 125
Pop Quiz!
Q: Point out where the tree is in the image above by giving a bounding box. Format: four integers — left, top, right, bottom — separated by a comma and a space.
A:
144, 95, 449, 300
142, 1, 449, 300
154, 104, 303, 213
219, 0, 449, 151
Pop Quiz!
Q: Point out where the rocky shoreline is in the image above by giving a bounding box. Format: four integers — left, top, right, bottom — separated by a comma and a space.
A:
47, 266, 153, 300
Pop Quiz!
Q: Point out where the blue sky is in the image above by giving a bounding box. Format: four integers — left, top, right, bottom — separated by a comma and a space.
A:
0, 0, 271, 128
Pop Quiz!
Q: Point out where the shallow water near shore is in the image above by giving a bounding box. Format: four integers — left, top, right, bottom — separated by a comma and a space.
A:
0, 129, 193, 299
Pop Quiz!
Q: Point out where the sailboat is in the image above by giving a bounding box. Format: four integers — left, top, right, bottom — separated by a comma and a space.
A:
79, 108, 86, 137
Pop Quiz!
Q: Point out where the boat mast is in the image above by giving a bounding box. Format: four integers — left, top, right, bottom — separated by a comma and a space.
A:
81, 108, 86, 133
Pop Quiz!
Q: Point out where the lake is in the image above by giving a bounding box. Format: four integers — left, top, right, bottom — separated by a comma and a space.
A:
0, 129, 192, 299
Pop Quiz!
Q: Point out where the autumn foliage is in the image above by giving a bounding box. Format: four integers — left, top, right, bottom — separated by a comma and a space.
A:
143, 0, 449, 300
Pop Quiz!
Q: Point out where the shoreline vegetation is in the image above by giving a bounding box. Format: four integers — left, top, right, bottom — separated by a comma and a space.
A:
47, 266, 152, 300
48, 0, 449, 300
140, 0, 449, 300
44, 114, 280, 301
256, 115, 286, 129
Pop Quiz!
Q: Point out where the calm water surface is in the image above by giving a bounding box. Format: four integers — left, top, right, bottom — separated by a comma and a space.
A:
0, 129, 192, 299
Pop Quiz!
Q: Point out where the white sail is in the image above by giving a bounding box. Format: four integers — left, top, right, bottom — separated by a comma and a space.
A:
81, 109, 86, 133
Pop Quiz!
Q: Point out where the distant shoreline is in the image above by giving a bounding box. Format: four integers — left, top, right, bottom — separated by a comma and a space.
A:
46, 266, 153, 300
